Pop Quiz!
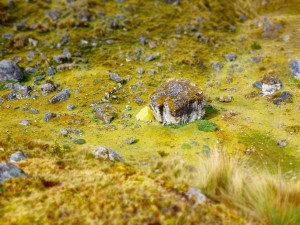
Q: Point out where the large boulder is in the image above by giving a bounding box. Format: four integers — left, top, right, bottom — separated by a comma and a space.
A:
290, 59, 300, 80
149, 78, 206, 125
0, 162, 27, 183
0, 60, 23, 81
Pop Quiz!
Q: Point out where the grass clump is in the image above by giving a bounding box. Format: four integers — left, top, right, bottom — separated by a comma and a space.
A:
198, 120, 218, 132
48, 141, 69, 158
251, 41, 262, 50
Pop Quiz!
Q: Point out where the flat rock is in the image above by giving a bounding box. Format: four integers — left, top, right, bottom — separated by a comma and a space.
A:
149, 78, 206, 125
0, 60, 23, 81
0, 162, 27, 183
94, 146, 123, 162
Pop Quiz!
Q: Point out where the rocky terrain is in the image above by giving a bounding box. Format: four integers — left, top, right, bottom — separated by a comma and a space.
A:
0, 0, 300, 224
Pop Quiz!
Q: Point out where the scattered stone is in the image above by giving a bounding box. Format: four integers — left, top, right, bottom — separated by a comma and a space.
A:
49, 88, 70, 104
44, 112, 55, 122
0, 162, 27, 183
133, 96, 145, 105
253, 81, 262, 89
136, 68, 145, 74
126, 137, 136, 145
145, 53, 160, 62
224, 53, 237, 62
108, 71, 126, 84
251, 56, 263, 63
34, 75, 45, 84
260, 74, 282, 96
48, 67, 56, 76
277, 139, 288, 147
136, 106, 154, 122
67, 104, 76, 110
19, 120, 30, 126
262, 19, 283, 39
29, 108, 39, 114
94, 146, 123, 162
94, 104, 118, 124
217, 95, 233, 103
41, 81, 57, 96
0, 60, 23, 81
186, 187, 207, 204
60, 128, 68, 135
9, 151, 28, 163
211, 62, 223, 71
24, 67, 37, 75
149, 78, 206, 125
290, 59, 300, 80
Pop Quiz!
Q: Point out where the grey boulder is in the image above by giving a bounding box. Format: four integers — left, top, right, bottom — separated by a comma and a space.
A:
0, 60, 23, 81
0, 162, 27, 183
94, 146, 123, 162
9, 151, 28, 163
290, 59, 300, 80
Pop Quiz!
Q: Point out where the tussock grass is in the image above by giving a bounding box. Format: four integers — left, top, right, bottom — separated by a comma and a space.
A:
152, 150, 300, 225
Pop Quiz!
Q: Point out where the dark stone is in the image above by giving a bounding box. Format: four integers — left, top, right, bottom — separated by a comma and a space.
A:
126, 137, 136, 145
0, 162, 27, 183
253, 81, 262, 89
49, 88, 70, 104
149, 78, 206, 125
67, 104, 76, 110
24, 67, 37, 75
0, 60, 23, 81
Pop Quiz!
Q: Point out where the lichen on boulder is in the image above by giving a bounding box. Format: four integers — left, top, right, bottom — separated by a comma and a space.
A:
149, 78, 206, 125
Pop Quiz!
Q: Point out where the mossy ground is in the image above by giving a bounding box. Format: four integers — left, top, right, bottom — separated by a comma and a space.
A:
0, 0, 300, 224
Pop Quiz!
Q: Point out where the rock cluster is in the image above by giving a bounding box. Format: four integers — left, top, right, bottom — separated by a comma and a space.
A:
149, 78, 206, 125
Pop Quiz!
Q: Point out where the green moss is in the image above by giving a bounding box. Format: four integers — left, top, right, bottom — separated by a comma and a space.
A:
198, 120, 218, 132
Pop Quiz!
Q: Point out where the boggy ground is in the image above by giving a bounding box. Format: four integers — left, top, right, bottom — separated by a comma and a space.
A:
0, 0, 300, 224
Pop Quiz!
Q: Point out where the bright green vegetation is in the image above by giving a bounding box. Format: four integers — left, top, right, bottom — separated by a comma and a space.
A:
1, 0, 300, 224
198, 120, 218, 132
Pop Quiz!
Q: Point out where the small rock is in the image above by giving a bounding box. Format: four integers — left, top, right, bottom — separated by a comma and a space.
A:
217, 95, 233, 103
108, 71, 126, 84
290, 59, 300, 80
251, 57, 263, 63
49, 88, 70, 104
186, 187, 207, 204
211, 62, 223, 71
253, 81, 262, 89
44, 112, 55, 122
67, 104, 76, 110
126, 137, 136, 145
262, 19, 283, 39
19, 120, 30, 126
94, 146, 123, 162
48, 67, 56, 76
9, 151, 28, 163
136, 68, 145, 74
277, 139, 287, 147
29, 108, 39, 114
60, 128, 68, 135
273, 91, 293, 105
34, 75, 45, 84
0, 162, 27, 183
94, 104, 118, 124
145, 53, 160, 62
224, 53, 237, 62
0, 60, 23, 81
134, 96, 145, 105
41, 81, 57, 96
24, 67, 37, 75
